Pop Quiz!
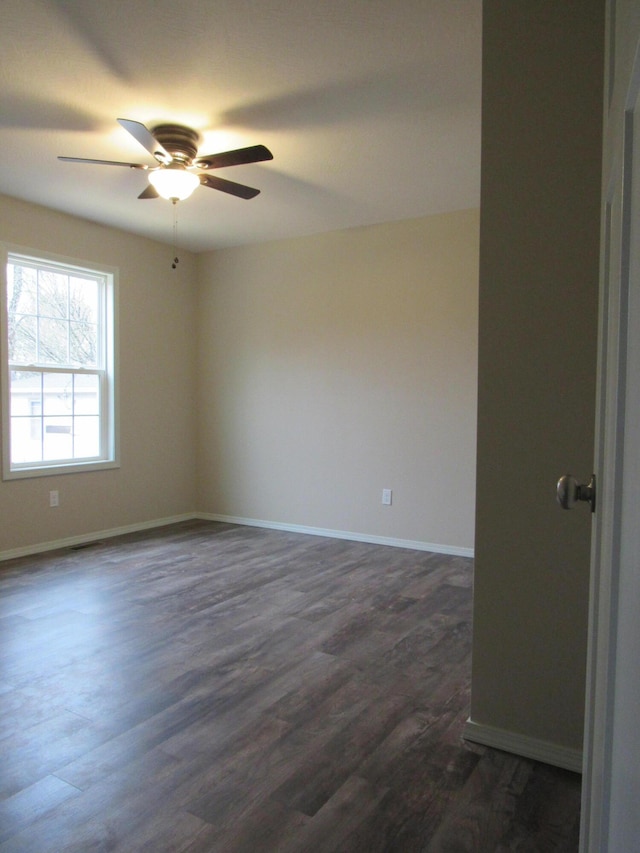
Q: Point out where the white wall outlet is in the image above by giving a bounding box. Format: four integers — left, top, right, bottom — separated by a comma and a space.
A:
382, 488, 392, 506
49, 490, 59, 507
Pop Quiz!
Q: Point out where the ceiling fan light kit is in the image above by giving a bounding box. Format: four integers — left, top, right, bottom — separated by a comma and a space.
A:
58, 118, 273, 203
148, 166, 200, 201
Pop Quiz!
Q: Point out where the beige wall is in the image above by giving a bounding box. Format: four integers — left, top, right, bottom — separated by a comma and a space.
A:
196, 210, 479, 551
0, 195, 198, 553
471, 2, 604, 751
0, 201, 478, 557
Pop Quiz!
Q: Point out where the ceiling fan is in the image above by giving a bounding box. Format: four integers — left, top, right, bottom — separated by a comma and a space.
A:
58, 119, 273, 202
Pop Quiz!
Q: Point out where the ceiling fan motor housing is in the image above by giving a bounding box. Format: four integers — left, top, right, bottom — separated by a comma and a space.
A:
152, 124, 200, 165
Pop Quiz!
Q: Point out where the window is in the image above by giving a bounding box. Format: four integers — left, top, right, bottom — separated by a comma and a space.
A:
1, 247, 118, 479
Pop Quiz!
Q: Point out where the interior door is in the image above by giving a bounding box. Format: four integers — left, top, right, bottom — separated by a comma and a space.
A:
580, 2, 640, 850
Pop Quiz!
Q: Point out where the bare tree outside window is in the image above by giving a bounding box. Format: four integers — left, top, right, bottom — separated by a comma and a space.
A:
8, 263, 98, 367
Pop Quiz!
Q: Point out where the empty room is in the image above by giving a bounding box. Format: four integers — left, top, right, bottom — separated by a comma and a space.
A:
1, 1, 622, 851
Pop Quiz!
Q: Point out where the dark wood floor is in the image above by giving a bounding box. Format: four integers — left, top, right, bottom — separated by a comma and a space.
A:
0, 520, 581, 852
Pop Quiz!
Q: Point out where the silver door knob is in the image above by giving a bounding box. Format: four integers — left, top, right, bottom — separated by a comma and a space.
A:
556, 474, 596, 513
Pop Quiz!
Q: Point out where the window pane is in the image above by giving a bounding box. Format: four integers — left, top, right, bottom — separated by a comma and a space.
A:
42, 373, 72, 415
74, 415, 100, 458
73, 374, 100, 416
38, 317, 69, 364
70, 277, 98, 323
7, 264, 37, 314
10, 370, 42, 416
11, 417, 43, 464
69, 321, 98, 366
38, 270, 68, 319
70, 277, 99, 366
43, 417, 73, 460
8, 314, 37, 364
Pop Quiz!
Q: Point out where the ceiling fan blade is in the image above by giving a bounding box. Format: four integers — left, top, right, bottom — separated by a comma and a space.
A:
138, 184, 159, 199
199, 174, 260, 199
117, 118, 172, 164
58, 156, 148, 169
194, 144, 273, 170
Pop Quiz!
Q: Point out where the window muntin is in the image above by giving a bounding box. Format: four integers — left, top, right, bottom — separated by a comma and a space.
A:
2, 248, 117, 479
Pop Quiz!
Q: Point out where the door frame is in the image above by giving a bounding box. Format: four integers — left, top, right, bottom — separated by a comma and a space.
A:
581, 1, 640, 848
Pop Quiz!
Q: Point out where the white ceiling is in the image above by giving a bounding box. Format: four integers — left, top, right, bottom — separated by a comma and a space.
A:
0, 0, 481, 252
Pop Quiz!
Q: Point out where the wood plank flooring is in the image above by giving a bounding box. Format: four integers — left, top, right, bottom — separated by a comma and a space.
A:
0, 520, 581, 851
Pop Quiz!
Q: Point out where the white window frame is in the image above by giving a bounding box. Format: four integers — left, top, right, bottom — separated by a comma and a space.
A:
1, 244, 119, 480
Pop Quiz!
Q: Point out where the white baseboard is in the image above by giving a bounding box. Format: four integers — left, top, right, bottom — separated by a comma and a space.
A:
0, 514, 195, 562
0, 511, 474, 563
196, 512, 474, 558
463, 718, 583, 773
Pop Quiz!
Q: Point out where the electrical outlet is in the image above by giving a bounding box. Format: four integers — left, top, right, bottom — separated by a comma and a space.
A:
382, 488, 392, 506
49, 490, 59, 508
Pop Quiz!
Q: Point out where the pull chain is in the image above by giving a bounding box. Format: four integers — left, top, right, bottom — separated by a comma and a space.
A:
171, 199, 180, 270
